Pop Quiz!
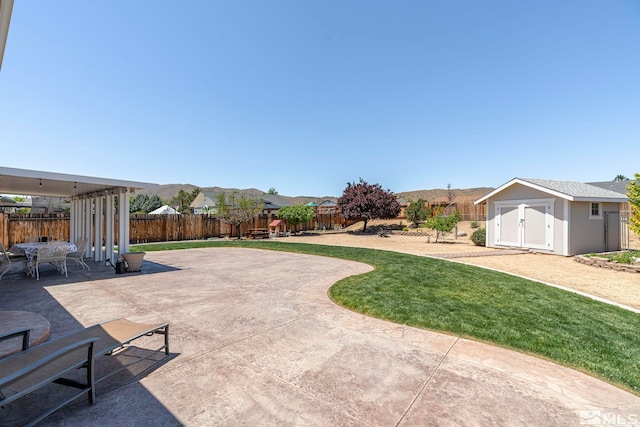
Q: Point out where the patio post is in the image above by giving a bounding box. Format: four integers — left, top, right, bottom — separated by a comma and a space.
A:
118, 188, 130, 254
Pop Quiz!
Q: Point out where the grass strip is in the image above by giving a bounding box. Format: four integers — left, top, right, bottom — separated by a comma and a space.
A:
131, 240, 640, 394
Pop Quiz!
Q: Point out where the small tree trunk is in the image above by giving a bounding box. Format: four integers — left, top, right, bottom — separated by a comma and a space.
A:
236, 224, 242, 239
362, 219, 368, 232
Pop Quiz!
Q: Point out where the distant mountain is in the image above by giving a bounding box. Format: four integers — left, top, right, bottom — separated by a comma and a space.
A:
135, 184, 200, 202
136, 184, 337, 206
396, 187, 494, 203
137, 184, 494, 206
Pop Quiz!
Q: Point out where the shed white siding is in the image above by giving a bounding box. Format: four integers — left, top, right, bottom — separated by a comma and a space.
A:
477, 178, 627, 256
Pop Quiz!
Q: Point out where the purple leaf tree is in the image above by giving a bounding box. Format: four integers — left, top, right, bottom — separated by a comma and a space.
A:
337, 178, 401, 232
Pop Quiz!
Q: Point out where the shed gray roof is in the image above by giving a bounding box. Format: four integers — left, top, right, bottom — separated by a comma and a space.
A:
475, 178, 629, 204
522, 178, 628, 200
586, 180, 631, 196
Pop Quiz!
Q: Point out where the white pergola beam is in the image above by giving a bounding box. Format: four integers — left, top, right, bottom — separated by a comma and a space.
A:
0, 0, 14, 71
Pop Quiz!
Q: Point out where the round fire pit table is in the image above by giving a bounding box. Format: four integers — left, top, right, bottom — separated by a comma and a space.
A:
0, 311, 51, 358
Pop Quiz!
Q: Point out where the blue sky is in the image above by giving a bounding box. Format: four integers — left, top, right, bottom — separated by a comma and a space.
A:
1, 1, 639, 197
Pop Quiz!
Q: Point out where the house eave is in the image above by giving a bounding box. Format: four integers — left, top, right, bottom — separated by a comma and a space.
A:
475, 178, 574, 205
0, 0, 14, 71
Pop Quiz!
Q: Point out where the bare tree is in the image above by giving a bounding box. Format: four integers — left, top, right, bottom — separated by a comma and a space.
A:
216, 191, 264, 239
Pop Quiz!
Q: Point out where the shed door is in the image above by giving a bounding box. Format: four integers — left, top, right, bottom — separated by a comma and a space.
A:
495, 200, 554, 251
496, 205, 520, 247
522, 205, 548, 249
604, 211, 620, 252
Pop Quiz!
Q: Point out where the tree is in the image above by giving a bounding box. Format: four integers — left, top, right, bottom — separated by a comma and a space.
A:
614, 174, 629, 182
129, 194, 149, 213
277, 204, 315, 232
425, 208, 461, 243
405, 199, 429, 227
171, 187, 200, 213
144, 195, 163, 213
216, 191, 264, 239
129, 194, 163, 213
267, 187, 278, 195
628, 173, 640, 236
337, 178, 401, 232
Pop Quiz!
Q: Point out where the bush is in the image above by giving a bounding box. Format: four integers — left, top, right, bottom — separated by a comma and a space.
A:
470, 228, 486, 246
587, 250, 640, 264
470, 220, 480, 229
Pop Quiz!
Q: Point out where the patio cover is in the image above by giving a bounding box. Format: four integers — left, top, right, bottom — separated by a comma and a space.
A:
0, 166, 159, 262
0, 0, 13, 71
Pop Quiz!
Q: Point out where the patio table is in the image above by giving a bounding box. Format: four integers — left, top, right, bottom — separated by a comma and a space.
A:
13, 242, 77, 257
0, 311, 50, 359
13, 242, 77, 277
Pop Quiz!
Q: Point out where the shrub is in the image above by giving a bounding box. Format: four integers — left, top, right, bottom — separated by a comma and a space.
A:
470, 220, 480, 229
402, 227, 408, 232
589, 250, 640, 264
470, 228, 486, 246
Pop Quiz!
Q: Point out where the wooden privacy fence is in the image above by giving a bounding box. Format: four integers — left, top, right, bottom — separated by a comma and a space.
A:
397, 200, 486, 221
1, 214, 71, 249
426, 201, 486, 221
0, 213, 358, 247
0, 208, 487, 247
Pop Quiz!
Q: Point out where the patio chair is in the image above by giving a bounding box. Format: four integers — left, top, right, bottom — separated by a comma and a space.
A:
67, 238, 90, 271
0, 318, 169, 426
0, 243, 28, 280
33, 244, 68, 280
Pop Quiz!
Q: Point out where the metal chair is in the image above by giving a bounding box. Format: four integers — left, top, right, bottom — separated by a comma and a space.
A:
33, 244, 68, 280
0, 243, 28, 280
67, 238, 90, 271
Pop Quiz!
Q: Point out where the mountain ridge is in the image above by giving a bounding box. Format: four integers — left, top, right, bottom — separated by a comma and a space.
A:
136, 184, 494, 205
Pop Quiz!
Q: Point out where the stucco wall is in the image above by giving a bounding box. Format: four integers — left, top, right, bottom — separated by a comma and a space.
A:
569, 201, 620, 255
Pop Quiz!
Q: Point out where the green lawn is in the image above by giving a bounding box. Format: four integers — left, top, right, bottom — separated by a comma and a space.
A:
131, 240, 640, 394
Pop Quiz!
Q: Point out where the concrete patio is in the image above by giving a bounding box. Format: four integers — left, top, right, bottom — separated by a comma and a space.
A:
1, 247, 639, 426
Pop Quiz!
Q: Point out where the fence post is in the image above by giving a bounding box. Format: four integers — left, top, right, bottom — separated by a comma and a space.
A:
0, 213, 8, 248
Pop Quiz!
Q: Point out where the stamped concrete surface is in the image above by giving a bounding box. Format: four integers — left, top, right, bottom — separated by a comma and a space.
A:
1, 247, 638, 426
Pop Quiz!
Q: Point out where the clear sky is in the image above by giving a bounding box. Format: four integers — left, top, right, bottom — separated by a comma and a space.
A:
1, 1, 639, 197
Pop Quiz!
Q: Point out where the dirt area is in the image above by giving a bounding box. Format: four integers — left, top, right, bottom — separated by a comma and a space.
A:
281, 220, 640, 310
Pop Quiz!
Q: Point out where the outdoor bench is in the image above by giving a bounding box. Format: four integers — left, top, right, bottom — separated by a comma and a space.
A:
0, 319, 169, 426
245, 228, 270, 239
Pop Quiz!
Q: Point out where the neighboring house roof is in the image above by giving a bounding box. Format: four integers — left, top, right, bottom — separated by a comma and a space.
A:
261, 195, 293, 207
190, 192, 218, 209
149, 205, 180, 215
0, 195, 18, 207
586, 180, 632, 196
306, 201, 319, 207
191, 191, 292, 212
318, 200, 336, 207
31, 196, 70, 213
475, 178, 629, 205
263, 201, 281, 210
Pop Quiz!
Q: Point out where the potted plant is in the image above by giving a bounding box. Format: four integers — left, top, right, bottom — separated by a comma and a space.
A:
122, 252, 146, 272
